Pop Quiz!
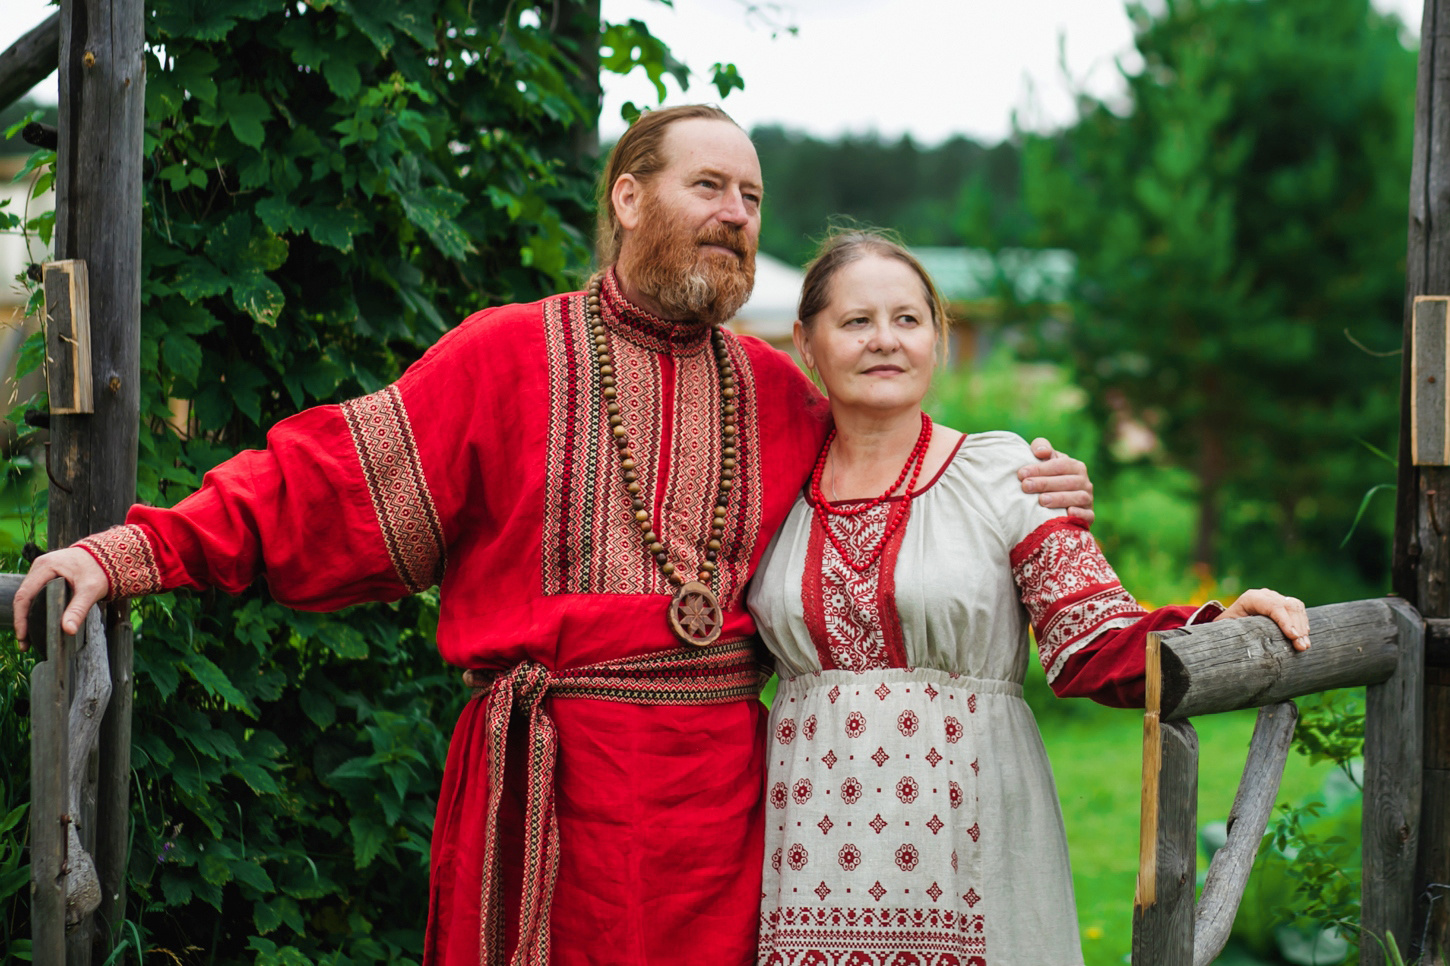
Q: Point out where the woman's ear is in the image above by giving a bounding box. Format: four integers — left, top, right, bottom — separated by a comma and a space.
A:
612, 174, 644, 232
792, 319, 815, 371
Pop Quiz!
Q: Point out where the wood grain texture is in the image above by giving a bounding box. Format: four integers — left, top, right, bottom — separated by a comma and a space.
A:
1399, 5, 1450, 955
42, 260, 92, 415
48, 0, 146, 958
1156, 599, 1399, 720
1193, 702, 1298, 966
1364, 599, 1425, 966
1414, 297, 1450, 465
1133, 719, 1199, 966
0, 11, 59, 112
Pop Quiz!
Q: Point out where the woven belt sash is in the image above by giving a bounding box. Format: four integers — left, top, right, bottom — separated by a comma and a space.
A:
475, 638, 764, 966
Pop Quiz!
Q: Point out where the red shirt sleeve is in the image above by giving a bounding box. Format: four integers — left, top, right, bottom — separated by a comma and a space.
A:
73, 304, 520, 609
1010, 517, 1224, 708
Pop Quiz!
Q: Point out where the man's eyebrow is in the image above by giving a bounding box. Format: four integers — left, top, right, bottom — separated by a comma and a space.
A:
690, 166, 765, 195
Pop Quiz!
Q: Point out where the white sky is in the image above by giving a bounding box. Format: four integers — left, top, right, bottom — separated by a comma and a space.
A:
0, 0, 1427, 144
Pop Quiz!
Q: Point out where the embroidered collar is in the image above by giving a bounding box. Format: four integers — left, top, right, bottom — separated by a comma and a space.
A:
599, 269, 714, 356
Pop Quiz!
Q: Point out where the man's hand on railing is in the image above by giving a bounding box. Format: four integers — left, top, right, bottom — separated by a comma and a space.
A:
1212, 588, 1311, 651
12, 548, 110, 650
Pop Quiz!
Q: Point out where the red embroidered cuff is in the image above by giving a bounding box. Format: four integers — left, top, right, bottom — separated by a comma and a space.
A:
74, 524, 164, 599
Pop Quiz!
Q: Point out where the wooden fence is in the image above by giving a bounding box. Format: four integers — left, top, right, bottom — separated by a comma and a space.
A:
1133, 598, 1424, 965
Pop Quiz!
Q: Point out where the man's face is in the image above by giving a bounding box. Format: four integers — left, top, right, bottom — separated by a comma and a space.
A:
617, 119, 764, 325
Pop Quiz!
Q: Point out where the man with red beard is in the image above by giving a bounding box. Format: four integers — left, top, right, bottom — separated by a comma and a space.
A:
14, 105, 1094, 965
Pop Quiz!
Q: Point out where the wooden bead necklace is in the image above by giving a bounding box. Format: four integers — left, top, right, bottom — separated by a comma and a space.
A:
586, 273, 734, 646
809, 411, 932, 573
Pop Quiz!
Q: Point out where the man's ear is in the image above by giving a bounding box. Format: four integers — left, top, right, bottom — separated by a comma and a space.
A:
612, 174, 644, 232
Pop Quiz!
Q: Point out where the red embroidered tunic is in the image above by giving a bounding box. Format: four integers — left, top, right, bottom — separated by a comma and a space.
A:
78, 271, 831, 965
747, 432, 1218, 966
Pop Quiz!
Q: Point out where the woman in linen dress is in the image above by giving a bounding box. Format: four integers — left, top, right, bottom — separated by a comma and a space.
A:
748, 231, 1310, 966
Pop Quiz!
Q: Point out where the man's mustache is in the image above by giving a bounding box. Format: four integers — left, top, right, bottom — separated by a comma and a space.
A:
696, 225, 751, 258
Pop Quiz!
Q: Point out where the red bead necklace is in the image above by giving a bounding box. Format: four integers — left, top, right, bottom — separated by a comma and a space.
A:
810, 411, 933, 573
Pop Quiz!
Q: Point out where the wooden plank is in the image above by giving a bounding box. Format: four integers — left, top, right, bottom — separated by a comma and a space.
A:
31, 580, 68, 965
42, 260, 92, 415
1415, 664, 1450, 962
1155, 599, 1399, 720
1364, 598, 1424, 966
95, 612, 132, 933
0, 11, 59, 112
1133, 718, 1199, 966
1193, 702, 1298, 966
1413, 297, 1450, 466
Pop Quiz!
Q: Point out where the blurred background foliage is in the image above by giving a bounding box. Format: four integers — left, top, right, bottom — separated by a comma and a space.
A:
0, 0, 1419, 962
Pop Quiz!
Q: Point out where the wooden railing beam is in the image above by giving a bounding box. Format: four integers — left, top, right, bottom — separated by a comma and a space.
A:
0, 12, 59, 113
1154, 599, 1400, 720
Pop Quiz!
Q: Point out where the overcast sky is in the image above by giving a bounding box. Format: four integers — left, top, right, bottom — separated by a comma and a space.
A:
1, 0, 1427, 145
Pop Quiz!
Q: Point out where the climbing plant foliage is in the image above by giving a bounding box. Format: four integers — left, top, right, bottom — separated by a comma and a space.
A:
2, 0, 739, 961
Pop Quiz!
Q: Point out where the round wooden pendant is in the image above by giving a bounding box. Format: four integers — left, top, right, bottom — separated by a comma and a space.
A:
668, 581, 723, 647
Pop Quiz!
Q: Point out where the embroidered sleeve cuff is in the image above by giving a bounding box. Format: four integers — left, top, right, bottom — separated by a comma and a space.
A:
74, 524, 164, 599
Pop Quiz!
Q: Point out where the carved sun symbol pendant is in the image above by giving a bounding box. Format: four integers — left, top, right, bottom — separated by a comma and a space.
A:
669, 580, 723, 646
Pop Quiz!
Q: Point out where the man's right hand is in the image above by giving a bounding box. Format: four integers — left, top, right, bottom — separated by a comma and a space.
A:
12, 548, 110, 650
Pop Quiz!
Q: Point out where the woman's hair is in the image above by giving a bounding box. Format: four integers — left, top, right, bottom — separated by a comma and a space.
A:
595, 104, 740, 267
796, 228, 951, 338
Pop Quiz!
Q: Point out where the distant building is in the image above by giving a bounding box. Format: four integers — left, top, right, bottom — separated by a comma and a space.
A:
728, 247, 1076, 366
727, 252, 804, 351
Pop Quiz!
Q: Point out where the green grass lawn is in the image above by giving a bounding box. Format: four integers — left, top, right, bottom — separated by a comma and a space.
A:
1044, 703, 1337, 966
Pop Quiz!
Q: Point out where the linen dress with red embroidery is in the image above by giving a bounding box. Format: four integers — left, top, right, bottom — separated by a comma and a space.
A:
747, 432, 1217, 966
74, 271, 831, 966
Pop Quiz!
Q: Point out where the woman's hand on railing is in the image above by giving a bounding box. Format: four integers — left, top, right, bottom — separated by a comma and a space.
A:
12, 548, 110, 650
1212, 588, 1311, 651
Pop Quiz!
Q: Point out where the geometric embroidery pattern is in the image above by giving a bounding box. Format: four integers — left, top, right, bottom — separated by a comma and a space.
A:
76, 523, 163, 599
758, 906, 987, 965
539, 272, 762, 605
340, 385, 445, 593
802, 501, 911, 671
1011, 516, 1147, 684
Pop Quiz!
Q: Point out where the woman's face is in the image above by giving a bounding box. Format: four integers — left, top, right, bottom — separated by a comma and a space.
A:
795, 254, 938, 415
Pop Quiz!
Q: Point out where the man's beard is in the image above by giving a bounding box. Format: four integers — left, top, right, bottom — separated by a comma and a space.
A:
620, 199, 757, 326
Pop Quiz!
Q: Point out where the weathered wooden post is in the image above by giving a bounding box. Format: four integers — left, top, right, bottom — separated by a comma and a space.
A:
1395, 1, 1450, 960
46, 0, 145, 960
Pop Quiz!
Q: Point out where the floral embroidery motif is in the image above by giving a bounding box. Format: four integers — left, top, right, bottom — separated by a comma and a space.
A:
840, 778, 863, 805
792, 779, 814, 805
776, 718, 797, 744
340, 385, 445, 593
1012, 517, 1148, 683
838, 843, 862, 871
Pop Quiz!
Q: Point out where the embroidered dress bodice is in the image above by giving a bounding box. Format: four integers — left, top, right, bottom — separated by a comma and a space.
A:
748, 432, 1209, 966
